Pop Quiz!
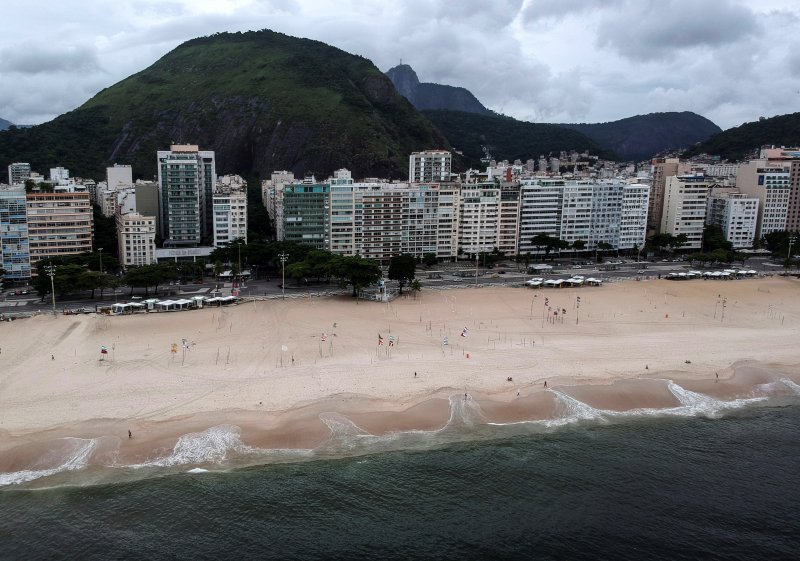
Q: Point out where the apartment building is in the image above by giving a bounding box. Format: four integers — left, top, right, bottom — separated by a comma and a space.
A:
409, 150, 451, 183
619, 183, 650, 250
648, 158, 691, 234
706, 192, 759, 249
7, 163, 31, 186
26, 191, 93, 264
736, 161, 791, 238
0, 185, 31, 282
116, 212, 156, 267
212, 184, 248, 247
157, 145, 216, 247
517, 179, 649, 254
281, 181, 330, 249
458, 183, 501, 258
661, 175, 711, 250
518, 180, 565, 254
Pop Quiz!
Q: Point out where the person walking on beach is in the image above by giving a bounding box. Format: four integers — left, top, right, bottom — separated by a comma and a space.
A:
51, 354, 54, 361
414, 371, 417, 378
128, 430, 132, 439
543, 380, 547, 388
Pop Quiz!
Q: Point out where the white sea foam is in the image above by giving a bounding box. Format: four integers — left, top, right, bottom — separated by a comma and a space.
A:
548, 390, 605, 427
445, 394, 486, 428
130, 425, 252, 468
0, 438, 98, 486
780, 378, 800, 395
187, 468, 209, 474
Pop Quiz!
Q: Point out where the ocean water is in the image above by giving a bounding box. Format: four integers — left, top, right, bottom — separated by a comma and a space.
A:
2, 388, 799, 560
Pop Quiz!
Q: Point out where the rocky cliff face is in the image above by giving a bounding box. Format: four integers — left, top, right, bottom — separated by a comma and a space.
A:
0, 31, 450, 180
386, 64, 492, 115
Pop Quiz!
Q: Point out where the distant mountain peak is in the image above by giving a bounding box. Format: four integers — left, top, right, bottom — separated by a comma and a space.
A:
0, 117, 13, 131
386, 64, 492, 116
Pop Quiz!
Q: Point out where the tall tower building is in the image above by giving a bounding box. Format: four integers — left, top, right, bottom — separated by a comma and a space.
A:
157, 145, 216, 247
661, 175, 711, 249
648, 158, 691, 235
0, 186, 31, 282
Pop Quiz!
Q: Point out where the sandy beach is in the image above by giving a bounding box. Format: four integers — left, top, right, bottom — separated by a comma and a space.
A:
1, 277, 799, 468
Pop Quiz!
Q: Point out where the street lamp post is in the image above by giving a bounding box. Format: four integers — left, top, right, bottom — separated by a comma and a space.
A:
44, 264, 56, 316
278, 252, 288, 299
787, 236, 797, 270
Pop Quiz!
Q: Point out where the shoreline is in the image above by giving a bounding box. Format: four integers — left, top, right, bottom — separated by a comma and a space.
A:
1, 360, 798, 475
1, 277, 800, 476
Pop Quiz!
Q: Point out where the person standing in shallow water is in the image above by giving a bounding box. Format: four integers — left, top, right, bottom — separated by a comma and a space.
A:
543, 380, 547, 388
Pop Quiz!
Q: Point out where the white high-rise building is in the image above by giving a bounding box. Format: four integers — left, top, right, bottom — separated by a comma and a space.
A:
661, 175, 711, 249
619, 183, 650, 250
157, 144, 216, 247
49, 167, 70, 184
517, 179, 649, 254
706, 192, 759, 249
458, 184, 501, 257
736, 161, 791, 239
7, 162, 31, 186
117, 212, 157, 268
107, 164, 133, 191
409, 150, 451, 183
212, 177, 248, 247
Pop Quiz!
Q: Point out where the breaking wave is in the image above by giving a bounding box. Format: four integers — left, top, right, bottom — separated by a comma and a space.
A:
2, 378, 798, 488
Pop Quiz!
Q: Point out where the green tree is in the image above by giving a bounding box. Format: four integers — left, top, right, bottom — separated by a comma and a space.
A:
410, 278, 422, 298
331, 255, 382, 297
422, 253, 438, 267
572, 239, 586, 255
388, 253, 416, 293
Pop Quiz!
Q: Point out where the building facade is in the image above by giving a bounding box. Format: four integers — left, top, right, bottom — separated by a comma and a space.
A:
661, 175, 711, 249
26, 191, 93, 264
157, 145, 216, 247
0, 186, 31, 282
281, 181, 330, 249
736, 161, 791, 239
706, 193, 759, 249
409, 150, 452, 183
212, 190, 248, 247
648, 158, 691, 235
116, 212, 157, 268
7, 163, 31, 186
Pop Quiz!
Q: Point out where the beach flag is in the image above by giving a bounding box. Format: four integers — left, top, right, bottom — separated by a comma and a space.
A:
378, 334, 384, 345
321, 333, 327, 342
443, 336, 449, 346
461, 326, 469, 337
100, 346, 108, 355
388, 335, 395, 347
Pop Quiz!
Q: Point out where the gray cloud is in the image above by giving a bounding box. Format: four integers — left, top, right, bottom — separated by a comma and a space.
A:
0, 0, 798, 130
596, 0, 758, 62
0, 44, 100, 74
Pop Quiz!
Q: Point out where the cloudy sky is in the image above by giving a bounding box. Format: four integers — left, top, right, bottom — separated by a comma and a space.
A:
1, 0, 798, 129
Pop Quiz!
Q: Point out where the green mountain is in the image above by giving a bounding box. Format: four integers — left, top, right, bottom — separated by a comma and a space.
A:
0, 30, 450, 180
0, 117, 12, 131
386, 64, 492, 115
557, 112, 721, 161
683, 112, 800, 160
422, 110, 613, 164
